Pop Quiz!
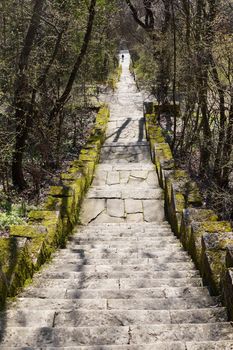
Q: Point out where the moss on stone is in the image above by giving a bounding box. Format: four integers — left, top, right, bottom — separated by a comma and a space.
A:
44, 196, 62, 211
180, 209, 218, 251
155, 144, 175, 178
0, 238, 16, 275
188, 221, 232, 270
10, 225, 47, 239
186, 182, 203, 207
201, 231, 233, 294
28, 210, 59, 223
0, 237, 34, 299
191, 209, 218, 222
49, 186, 73, 197
202, 250, 225, 295
173, 192, 186, 213
200, 221, 232, 233
27, 235, 54, 269
60, 173, 79, 182
172, 169, 189, 180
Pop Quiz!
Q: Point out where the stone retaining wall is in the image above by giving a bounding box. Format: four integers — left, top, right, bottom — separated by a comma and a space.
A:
0, 105, 110, 309
144, 102, 233, 320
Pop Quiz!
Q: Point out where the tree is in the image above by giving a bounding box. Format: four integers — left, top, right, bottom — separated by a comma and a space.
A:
12, 0, 45, 190
11, 0, 97, 190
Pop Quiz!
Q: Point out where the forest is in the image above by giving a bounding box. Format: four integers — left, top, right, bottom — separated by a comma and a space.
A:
0, 0, 233, 233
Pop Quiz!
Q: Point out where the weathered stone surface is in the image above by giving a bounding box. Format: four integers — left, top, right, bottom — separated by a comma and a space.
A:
200, 232, 233, 295
80, 199, 105, 224
107, 171, 120, 185
90, 212, 125, 224
125, 199, 143, 214
92, 170, 107, 186
143, 200, 165, 222
122, 189, 163, 200
107, 199, 125, 218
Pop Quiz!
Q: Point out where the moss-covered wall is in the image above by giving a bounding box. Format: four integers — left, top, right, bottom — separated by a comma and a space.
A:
0, 105, 110, 310
145, 102, 233, 319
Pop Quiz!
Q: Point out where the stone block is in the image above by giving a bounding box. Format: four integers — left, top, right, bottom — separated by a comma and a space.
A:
154, 143, 175, 187
201, 231, 233, 295
170, 187, 186, 237
180, 208, 218, 250
49, 186, 73, 198
188, 221, 232, 272
28, 210, 65, 248
125, 199, 143, 214
0, 237, 33, 301
143, 200, 165, 222
10, 225, 47, 239
186, 181, 203, 208
107, 199, 125, 218
92, 170, 107, 186
81, 199, 106, 224
107, 171, 120, 185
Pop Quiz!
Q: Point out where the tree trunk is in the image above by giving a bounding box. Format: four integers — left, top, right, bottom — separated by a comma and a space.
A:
211, 60, 226, 185
171, 0, 177, 151
221, 91, 233, 188
48, 0, 97, 125
12, 0, 45, 190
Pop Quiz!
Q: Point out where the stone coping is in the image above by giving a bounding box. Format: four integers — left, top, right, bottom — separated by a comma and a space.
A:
145, 102, 233, 320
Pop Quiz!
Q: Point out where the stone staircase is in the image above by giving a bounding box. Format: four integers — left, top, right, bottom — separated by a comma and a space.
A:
1, 52, 233, 349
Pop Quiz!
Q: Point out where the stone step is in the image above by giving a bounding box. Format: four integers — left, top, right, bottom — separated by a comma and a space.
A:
1, 323, 233, 347
14, 295, 220, 310
0, 308, 227, 328
97, 163, 155, 171
75, 229, 173, 237
50, 308, 228, 326
93, 184, 159, 189
60, 246, 186, 254
101, 142, 149, 147
76, 227, 172, 234
67, 243, 183, 252
38, 270, 200, 281
86, 188, 163, 200
4, 342, 233, 350
77, 222, 171, 227
33, 277, 203, 289
0, 344, 185, 350
51, 256, 193, 265
56, 249, 187, 260
186, 341, 233, 349
72, 233, 174, 241
92, 168, 158, 187
47, 262, 197, 273
74, 235, 174, 241
99, 147, 150, 163
76, 223, 171, 232
70, 238, 180, 246
22, 286, 213, 300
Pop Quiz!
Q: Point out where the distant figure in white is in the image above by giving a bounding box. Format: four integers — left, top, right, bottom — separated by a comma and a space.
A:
119, 50, 130, 69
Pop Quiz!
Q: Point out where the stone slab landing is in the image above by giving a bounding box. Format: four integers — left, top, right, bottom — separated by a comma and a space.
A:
1, 51, 233, 349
